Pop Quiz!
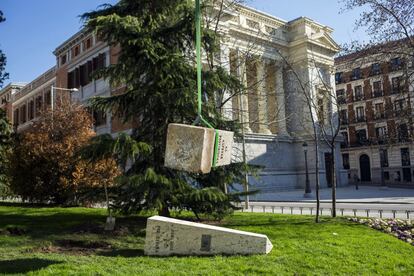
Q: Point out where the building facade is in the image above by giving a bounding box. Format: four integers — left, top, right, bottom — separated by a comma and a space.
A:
336, 46, 414, 187
1, 3, 348, 195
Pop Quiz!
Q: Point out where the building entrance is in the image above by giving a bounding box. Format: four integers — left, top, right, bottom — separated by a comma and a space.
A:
359, 154, 371, 182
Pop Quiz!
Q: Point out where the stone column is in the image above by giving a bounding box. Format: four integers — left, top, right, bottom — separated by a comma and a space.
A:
220, 45, 233, 120
256, 58, 272, 134
237, 50, 252, 133
275, 65, 288, 135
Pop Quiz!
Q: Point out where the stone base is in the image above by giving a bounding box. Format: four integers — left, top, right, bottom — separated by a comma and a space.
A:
144, 216, 273, 256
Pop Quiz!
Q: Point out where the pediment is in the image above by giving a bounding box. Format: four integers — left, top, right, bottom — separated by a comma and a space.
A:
310, 32, 340, 52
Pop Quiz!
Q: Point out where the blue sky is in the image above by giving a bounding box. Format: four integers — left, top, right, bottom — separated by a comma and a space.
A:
0, 0, 368, 85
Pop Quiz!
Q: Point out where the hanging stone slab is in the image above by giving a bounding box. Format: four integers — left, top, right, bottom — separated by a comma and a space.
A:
215, 130, 234, 167
144, 216, 273, 256
164, 123, 215, 174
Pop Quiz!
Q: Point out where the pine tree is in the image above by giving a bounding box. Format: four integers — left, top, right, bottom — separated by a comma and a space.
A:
82, 0, 256, 218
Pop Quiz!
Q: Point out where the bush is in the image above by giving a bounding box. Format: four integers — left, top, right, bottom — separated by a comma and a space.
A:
9, 102, 121, 205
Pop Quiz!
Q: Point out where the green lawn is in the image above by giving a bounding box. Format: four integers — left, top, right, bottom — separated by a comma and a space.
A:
0, 205, 413, 275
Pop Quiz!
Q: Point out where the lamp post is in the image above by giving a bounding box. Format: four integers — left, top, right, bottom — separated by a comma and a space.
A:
303, 142, 312, 198
50, 86, 79, 111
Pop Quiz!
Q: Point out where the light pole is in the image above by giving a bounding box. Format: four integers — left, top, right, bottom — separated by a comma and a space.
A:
303, 142, 312, 198
50, 86, 79, 110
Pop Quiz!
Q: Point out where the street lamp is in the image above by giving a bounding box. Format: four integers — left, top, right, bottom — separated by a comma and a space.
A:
303, 142, 312, 198
50, 86, 79, 111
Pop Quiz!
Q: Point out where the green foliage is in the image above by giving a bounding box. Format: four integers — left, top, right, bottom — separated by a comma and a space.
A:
82, 0, 257, 218
0, 109, 12, 197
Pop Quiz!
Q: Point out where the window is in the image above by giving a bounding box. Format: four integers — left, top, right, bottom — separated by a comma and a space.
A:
13, 109, 19, 126
60, 54, 67, 66
67, 53, 106, 89
398, 123, 409, 142
351, 67, 361, 80
93, 110, 107, 127
390, 57, 402, 71
335, 72, 343, 84
341, 131, 349, 148
372, 81, 382, 97
356, 106, 365, 122
391, 76, 402, 94
401, 148, 411, 166
356, 129, 367, 145
376, 126, 387, 141
371, 63, 381, 75
339, 110, 348, 124
35, 96, 42, 116
28, 100, 34, 120
20, 105, 27, 124
73, 45, 80, 57
354, 85, 363, 101
84, 37, 92, 50
45, 91, 51, 106
336, 89, 346, 104
342, 154, 350, 170
394, 99, 405, 113
380, 149, 389, 167
374, 103, 384, 119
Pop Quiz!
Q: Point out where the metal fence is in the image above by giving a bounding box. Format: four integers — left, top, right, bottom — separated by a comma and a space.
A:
238, 204, 414, 220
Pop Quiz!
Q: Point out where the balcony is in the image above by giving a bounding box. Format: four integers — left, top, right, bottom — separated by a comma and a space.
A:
372, 90, 383, 98
369, 69, 382, 76
337, 96, 346, 105
340, 118, 349, 125
390, 64, 403, 72
355, 116, 366, 123
353, 94, 364, 102
374, 113, 386, 120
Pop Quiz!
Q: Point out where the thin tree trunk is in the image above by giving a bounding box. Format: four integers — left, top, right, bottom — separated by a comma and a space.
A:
331, 145, 337, 217
314, 135, 320, 223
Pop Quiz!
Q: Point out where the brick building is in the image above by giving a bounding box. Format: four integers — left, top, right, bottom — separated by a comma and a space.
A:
335, 46, 414, 186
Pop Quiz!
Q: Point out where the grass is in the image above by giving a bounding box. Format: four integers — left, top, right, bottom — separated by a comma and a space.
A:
0, 204, 413, 275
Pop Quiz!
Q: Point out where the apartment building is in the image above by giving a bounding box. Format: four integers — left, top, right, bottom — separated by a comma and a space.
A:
335, 46, 414, 187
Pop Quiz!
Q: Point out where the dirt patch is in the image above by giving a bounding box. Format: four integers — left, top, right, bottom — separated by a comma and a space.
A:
27, 239, 113, 256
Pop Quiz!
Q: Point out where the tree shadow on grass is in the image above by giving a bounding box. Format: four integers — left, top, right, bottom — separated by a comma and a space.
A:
97, 248, 145, 258
0, 258, 63, 274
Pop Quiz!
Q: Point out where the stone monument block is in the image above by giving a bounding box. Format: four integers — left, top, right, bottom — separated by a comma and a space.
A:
164, 123, 215, 174
215, 130, 234, 167
144, 216, 273, 256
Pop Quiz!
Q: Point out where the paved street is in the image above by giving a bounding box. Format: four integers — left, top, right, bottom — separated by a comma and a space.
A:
240, 185, 414, 219
250, 185, 414, 203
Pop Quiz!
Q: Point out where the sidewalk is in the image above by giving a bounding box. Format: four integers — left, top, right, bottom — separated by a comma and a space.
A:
250, 185, 414, 204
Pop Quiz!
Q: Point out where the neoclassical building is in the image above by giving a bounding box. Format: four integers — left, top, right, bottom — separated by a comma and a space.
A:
1, 3, 348, 196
